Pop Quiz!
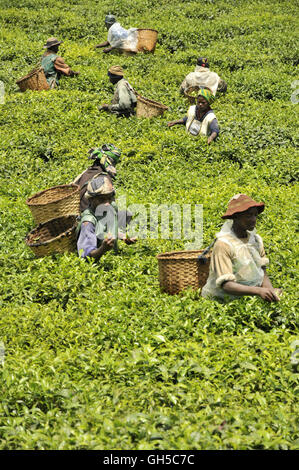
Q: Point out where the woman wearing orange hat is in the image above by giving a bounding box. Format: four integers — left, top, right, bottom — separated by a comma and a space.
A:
201, 194, 281, 302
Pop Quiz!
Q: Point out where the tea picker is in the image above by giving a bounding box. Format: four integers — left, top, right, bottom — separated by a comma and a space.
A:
98, 66, 137, 117
95, 14, 138, 54
72, 144, 122, 212
76, 174, 137, 261
41, 37, 79, 88
180, 57, 227, 97
201, 194, 282, 302
95, 14, 158, 54
167, 87, 219, 144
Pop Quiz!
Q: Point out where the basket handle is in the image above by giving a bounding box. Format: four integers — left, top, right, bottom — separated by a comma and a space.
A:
198, 239, 216, 265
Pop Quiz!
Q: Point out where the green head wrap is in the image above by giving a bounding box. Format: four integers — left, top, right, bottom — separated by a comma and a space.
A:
87, 144, 121, 179
88, 144, 121, 164
197, 87, 215, 105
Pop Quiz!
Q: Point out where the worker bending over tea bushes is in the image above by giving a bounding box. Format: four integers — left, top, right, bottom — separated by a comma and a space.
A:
99, 66, 137, 117
41, 37, 79, 88
76, 174, 136, 260
167, 87, 219, 144
201, 194, 281, 302
95, 14, 138, 54
72, 144, 121, 212
180, 57, 227, 96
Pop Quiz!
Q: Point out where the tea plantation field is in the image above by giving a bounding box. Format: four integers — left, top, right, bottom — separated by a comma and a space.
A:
0, 0, 298, 450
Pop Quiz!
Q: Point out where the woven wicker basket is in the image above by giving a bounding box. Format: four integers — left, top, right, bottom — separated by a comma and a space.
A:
16, 67, 50, 92
157, 249, 211, 295
137, 29, 158, 53
136, 95, 168, 118
184, 86, 200, 104
26, 184, 80, 225
25, 215, 78, 258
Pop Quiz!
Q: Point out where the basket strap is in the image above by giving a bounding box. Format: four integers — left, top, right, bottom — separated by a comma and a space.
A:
197, 238, 216, 265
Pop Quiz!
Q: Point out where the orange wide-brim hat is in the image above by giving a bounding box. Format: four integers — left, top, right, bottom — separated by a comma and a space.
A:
222, 194, 265, 219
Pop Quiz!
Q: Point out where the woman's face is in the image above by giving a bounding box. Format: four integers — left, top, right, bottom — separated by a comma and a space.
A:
197, 96, 210, 113
234, 207, 259, 232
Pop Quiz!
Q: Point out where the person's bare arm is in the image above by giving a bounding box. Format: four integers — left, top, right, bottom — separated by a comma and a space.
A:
261, 270, 282, 299
207, 131, 218, 144
118, 231, 137, 244
95, 40, 110, 48
89, 237, 115, 260
103, 46, 114, 53
54, 57, 79, 76
222, 278, 280, 302
167, 119, 185, 127
262, 271, 273, 289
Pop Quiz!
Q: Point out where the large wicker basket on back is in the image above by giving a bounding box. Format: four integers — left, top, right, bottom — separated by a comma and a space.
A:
136, 95, 168, 118
184, 86, 200, 104
157, 249, 211, 295
137, 29, 158, 53
16, 67, 50, 92
26, 184, 80, 225
25, 215, 78, 258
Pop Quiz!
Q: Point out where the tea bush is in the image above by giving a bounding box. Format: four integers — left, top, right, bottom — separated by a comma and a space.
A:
0, 0, 298, 450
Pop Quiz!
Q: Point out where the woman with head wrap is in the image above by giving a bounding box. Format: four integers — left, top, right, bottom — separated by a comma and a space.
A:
180, 57, 227, 96
71, 144, 121, 212
167, 87, 219, 144
201, 194, 282, 302
76, 173, 137, 260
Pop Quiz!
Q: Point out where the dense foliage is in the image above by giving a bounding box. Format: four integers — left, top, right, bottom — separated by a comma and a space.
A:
0, 0, 298, 450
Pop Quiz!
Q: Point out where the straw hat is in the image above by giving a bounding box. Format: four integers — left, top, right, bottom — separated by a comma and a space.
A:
44, 37, 63, 49
222, 194, 265, 219
108, 65, 124, 76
